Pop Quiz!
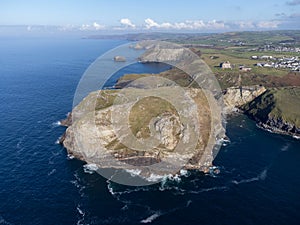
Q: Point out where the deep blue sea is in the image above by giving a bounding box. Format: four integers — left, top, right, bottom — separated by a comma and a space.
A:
0, 38, 299, 225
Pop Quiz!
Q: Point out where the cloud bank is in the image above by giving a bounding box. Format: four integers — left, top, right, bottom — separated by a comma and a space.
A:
23, 17, 294, 33
120, 18, 136, 28
80, 22, 105, 31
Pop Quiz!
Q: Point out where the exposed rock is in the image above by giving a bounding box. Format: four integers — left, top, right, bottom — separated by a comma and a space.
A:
114, 56, 126, 62
242, 87, 300, 136
223, 85, 267, 114
61, 87, 225, 175
60, 112, 72, 127
139, 44, 193, 63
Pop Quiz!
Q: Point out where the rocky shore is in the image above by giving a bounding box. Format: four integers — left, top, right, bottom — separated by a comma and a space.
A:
59, 44, 299, 179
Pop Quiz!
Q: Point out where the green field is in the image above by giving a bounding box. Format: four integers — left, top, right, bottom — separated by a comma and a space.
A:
242, 87, 300, 128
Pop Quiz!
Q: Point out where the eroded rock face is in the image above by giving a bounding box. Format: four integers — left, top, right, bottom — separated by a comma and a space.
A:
61, 87, 225, 175
154, 114, 181, 150
140, 47, 192, 63
259, 117, 300, 136
242, 87, 300, 137
223, 85, 266, 113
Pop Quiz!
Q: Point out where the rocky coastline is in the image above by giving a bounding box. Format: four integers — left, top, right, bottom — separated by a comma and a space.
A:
59, 44, 299, 179
241, 87, 300, 138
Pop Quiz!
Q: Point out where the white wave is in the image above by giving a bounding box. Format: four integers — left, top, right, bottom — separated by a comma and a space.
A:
188, 186, 228, 194
121, 204, 129, 211
76, 205, 85, 225
48, 169, 56, 176
232, 169, 268, 185
232, 177, 259, 185
140, 212, 161, 224
83, 163, 98, 174
215, 138, 231, 147
180, 169, 190, 177
147, 173, 182, 183
281, 144, 290, 152
125, 169, 142, 177
55, 136, 62, 144
293, 135, 300, 140
258, 169, 268, 180
76, 205, 85, 216
106, 180, 116, 196
52, 121, 61, 127
71, 172, 86, 197
67, 154, 75, 160
186, 200, 192, 207
146, 174, 166, 182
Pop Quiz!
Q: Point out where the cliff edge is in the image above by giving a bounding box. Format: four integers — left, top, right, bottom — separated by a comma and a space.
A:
242, 87, 300, 137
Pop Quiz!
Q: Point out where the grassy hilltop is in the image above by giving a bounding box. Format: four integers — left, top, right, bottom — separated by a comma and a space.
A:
242, 87, 300, 130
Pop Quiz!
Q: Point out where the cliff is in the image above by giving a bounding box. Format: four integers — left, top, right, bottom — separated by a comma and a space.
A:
223, 85, 267, 114
242, 87, 300, 136
61, 87, 225, 176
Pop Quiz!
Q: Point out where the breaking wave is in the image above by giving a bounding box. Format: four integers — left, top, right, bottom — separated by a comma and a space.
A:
140, 212, 161, 224
83, 163, 99, 174
51, 121, 61, 127
281, 143, 290, 152
232, 168, 268, 185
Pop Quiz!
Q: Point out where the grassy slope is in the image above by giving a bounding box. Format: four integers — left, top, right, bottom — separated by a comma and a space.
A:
242, 87, 300, 128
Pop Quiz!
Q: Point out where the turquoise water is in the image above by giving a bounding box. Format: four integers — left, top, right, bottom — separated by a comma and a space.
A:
0, 38, 299, 225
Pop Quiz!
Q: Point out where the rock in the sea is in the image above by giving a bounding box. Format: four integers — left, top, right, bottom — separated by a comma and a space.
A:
114, 56, 126, 62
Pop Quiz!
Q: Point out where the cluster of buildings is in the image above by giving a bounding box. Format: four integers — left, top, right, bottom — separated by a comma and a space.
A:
219, 55, 300, 72
253, 45, 300, 53
251, 56, 300, 71
220, 61, 252, 72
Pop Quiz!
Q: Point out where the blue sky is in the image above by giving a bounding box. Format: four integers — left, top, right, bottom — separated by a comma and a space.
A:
0, 0, 299, 32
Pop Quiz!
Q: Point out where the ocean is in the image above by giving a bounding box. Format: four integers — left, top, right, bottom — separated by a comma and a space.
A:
0, 37, 299, 225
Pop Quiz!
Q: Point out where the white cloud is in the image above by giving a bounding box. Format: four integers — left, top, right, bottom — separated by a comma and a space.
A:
144, 18, 226, 30
120, 18, 136, 28
80, 22, 105, 31
62, 18, 283, 32
93, 22, 105, 30
235, 21, 255, 29
256, 21, 281, 29
145, 18, 160, 29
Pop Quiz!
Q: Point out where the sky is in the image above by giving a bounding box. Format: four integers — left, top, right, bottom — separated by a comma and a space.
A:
0, 0, 299, 33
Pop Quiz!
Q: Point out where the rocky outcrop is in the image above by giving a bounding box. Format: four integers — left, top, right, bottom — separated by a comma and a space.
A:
257, 117, 300, 137
242, 87, 300, 137
60, 112, 72, 127
61, 87, 225, 176
114, 56, 126, 62
223, 85, 267, 114
138, 42, 193, 63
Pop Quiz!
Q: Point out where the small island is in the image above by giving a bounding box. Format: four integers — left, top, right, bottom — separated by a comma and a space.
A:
114, 55, 126, 62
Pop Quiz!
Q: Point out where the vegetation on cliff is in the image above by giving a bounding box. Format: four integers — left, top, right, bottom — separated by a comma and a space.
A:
242, 87, 300, 135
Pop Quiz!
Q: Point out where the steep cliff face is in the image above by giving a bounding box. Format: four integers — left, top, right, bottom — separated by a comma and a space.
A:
242, 87, 300, 136
139, 47, 192, 63
61, 87, 225, 175
224, 85, 266, 113
223, 85, 267, 113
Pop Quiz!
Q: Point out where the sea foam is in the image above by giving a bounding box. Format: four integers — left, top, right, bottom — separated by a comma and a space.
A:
83, 163, 98, 174
140, 212, 161, 224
